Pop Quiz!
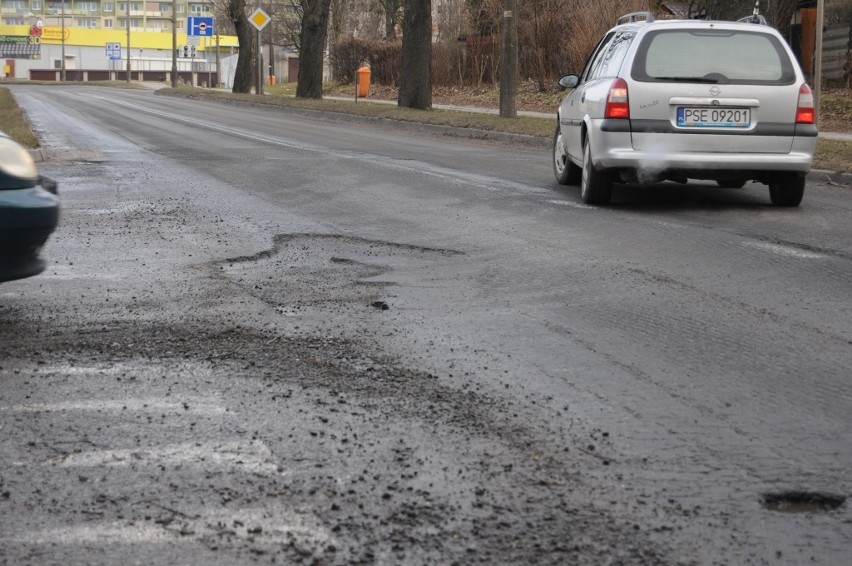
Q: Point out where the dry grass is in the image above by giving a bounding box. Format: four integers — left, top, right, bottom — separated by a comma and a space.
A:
819, 88, 852, 132
813, 139, 852, 172
0, 87, 39, 148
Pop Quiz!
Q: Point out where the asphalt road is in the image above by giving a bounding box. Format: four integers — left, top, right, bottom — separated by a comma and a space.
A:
1, 85, 851, 565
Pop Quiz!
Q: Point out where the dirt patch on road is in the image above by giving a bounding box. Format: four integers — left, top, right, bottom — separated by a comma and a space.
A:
0, 318, 674, 564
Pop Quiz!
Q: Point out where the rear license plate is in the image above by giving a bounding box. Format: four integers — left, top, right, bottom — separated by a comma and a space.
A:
677, 107, 751, 128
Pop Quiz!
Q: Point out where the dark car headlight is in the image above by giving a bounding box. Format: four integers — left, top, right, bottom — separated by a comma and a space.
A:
0, 134, 39, 190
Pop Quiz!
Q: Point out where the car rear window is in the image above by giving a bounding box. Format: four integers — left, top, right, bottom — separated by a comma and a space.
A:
632, 29, 796, 85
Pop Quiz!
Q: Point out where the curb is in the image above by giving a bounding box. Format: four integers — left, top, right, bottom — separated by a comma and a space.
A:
28, 148, 46, 163
807, 169, 852, 185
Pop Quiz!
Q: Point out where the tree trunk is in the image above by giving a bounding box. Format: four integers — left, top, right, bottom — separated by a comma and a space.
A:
381, 0, 400, 40
398, 0, 431, 109
228, 0, 255, 94
296, 0, 332, 99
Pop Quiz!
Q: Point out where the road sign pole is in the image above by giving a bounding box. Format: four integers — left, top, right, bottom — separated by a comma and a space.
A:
247, 8, 270, 95
256, 28, 262, 95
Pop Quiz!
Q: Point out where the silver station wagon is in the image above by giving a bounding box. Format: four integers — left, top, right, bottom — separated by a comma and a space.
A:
553, 12, 817, 206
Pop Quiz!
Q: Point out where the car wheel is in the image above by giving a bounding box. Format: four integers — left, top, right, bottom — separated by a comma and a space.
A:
553, 126, 581, 185
580, 137, 612, 205
768, 175, 805, 207
716, 179, 746, 189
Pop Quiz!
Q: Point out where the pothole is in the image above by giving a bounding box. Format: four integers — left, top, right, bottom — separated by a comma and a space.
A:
216, 233, 462, 311
761, 491, 846, 514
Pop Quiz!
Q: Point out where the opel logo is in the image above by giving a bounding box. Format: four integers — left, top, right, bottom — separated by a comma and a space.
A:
709, 86, 721, 97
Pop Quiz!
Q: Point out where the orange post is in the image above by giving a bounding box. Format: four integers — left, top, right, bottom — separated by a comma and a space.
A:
356, 65, 371, 98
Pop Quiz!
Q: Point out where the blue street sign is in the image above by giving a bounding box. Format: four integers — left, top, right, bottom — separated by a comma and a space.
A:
105, 42, 121, 61
187, 16, 214, 37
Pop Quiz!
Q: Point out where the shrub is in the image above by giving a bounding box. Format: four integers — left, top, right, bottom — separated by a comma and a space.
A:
330, 38, 402, 85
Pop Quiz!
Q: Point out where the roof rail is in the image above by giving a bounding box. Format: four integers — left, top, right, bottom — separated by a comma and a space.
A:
617, 12, 655, 25
737, 14, 767, 25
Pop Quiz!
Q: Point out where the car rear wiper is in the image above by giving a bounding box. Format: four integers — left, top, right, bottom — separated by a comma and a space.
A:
653, 76, 719, 83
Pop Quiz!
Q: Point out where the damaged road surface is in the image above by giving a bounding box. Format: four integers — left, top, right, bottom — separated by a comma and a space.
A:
1, 85, 851, 565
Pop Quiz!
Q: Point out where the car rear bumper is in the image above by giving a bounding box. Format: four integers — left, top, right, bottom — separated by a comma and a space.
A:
594, 131, 815, 174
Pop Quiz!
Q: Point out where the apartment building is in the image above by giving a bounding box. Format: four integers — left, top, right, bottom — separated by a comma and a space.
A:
0, 0, 239, 83
1, 1, 214, 34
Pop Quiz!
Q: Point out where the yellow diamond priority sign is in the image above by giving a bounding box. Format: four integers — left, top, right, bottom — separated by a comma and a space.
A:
249, 8, 270, 31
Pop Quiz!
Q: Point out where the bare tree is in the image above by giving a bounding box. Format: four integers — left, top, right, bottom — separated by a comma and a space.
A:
227, 0, 256, 93
375, 0, 403, 39
518, 0, 569, 90
433, 0, 467, 41
398, 0, 432, 108
296, 0, 333, 98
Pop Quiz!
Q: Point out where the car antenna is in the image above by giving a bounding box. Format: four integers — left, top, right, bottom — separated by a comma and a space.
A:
738, 1, 767, 25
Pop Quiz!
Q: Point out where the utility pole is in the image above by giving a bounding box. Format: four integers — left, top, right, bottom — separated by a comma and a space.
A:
171, 0, 177, 87
499, 0, 517, 118
60, 0, 65, 81
126, 0, 131, 83
814, 0, 824, 128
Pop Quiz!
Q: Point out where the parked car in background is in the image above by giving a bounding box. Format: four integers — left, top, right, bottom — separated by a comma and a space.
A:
0, 132, 59, 282
553, 11, 817, 206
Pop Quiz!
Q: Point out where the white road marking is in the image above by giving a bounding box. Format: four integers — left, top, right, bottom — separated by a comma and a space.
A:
743, 240, 825, 259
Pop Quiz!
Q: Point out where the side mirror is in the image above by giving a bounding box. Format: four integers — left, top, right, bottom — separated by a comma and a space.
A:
39, 176, 58, 195
558, 74, 580, 91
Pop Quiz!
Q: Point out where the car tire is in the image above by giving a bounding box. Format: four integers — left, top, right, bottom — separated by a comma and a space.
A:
768, 175, 805, 207
716, 179, 746, 189
581, 137, 612, 205
553, 125, 581, 185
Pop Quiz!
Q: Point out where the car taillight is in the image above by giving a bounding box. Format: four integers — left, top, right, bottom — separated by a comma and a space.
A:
795, 83, 815, 124
604, 78, 630, 119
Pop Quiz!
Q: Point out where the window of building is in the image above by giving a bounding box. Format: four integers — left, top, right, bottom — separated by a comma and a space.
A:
32, 0, 42, 10
104, 18, 113, 27
118, 2, 142, 11
7, 0, 27, 10
176, 4, 184, 13
3, 17, 26, 25
77, 17, 97, 27
190, 4, 210, 14
103, 2, 114, 11
118, 17, 142, 28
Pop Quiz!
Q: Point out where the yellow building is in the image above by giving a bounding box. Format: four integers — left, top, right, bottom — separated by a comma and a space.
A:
0, 1, 239, 83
